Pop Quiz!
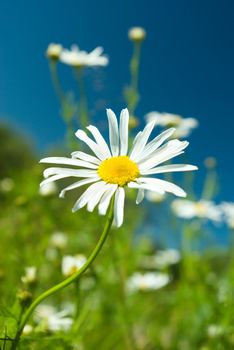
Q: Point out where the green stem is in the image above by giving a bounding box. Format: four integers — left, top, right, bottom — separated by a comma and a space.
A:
128, 41, 142, 116
11, 202, 114, 350
49, 61, 64, 102
74, 67, 89, 128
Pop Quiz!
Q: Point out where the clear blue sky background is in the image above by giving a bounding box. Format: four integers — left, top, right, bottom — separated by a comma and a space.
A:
0, 0, 234, 203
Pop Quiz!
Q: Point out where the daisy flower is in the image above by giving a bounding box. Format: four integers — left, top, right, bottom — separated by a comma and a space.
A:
60, 45, 108, 68
34, 304, 73, 332
40, 108, 197, 227
171, 199, 222, 222
145, 111, 198, 138
62, 255, 87, 277
126, 272, 170, 292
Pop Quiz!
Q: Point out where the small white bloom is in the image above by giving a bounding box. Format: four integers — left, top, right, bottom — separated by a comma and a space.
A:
62, 255, 87, 276
60, 45, 108, 67
23, 324, 33, 335
46, 43, 63, 60
127, 272, 170, 292
40, 108, 197, 228
128, 27, 146, 41
21, 266, 37, 284
146, 190, 166, 203
0, 178, 14, 192
35, 304, 73, 332
171, 199, 222, 222
141, 249, 181, 269
39, 181, 57, 196
50, 231, 68, 249
220, 202, 234, 229
146, 112, 198, 138
207, 324, 223, 338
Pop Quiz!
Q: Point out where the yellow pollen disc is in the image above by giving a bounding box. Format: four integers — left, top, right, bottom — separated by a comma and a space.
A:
98, 156, 140, 186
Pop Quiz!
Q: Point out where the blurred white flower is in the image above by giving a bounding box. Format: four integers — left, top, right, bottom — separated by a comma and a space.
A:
0, 178, 14, 192
46, 43, 63, 60
62, 255, 87, 276
220, 202, 234, 229
171, 199, 222, 222
145, 112, 198, 138
146, 190, 166, 203
50, 231, 68, 249
39, 181, 57, 196
141, 249, 181, 269
207, 324, 224, 338
128, 27, 146, 41
35, 304, 73, 332
23, 324, 33, 335
40, 108, 197, 228
21, 266, 37, 284
126, 272, 170, 292
60, 45, 108, 67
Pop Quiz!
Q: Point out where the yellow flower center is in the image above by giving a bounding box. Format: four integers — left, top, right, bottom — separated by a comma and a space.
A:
98, 156, 140, 186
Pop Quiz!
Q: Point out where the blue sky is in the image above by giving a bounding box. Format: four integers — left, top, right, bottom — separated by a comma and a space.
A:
0, 0, 234, 202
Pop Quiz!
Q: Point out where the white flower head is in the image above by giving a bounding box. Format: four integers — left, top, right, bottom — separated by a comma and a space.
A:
220, 202, 234, 229
171, 199, 222, 222
141, 249, 181, 269
21, 266, 37, 284
128, 27, 146, 42
146, 190, 166, 203
146, 112, 198, 138
46, 43, 63, 60
60, 45, 108, 68
126, 272, 170, 292
62, 255, 87, 276
35, 304, 73, 332
23, 324, 33, 335
39, 181, 57, 196
0, 178, 14, 192
50, 231, 68, 249
40, 108, 197, 228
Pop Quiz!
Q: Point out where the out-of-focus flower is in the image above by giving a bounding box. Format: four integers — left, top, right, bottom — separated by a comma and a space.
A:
141, 249, 181, 269
220, 202, 234, 229
146, 191, 166, 203
126, 272, 170, 292
50, 231, 68, 249
128, 27, 146, 42
171, 199, 222, 222
207, 324, 224, 338
60, 45, 108, 68
21, 266, 37, 285
40, 108, 197, 228
23, 324, 33, 335
46, 43, 63, 60
204, 156, 217, 169
0, 178, 14, 192
39, 181, 57, 196
35, 304, 73, 332
62, 255, 87, 276
145, 112, 198, 138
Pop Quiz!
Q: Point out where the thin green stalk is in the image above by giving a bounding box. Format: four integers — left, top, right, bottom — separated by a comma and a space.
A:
127, 41, 142, 116
49, 61, 64, 102
74, 67, 89, 128
11, 202, 114, 350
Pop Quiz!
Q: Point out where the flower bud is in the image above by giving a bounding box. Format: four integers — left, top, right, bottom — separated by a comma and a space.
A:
46, 43, 63, 60
128, 27, 146, 42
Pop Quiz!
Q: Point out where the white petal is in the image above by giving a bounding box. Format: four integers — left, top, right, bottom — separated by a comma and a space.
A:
98, 184, 118, 215
86, 125, 111, 159
43, 167, 97, 178
40, 157, 98, 169
106, 109, 119, 156
59, 177, 100, 198
87, 183, 110, 212
136, 189, 145, 204
139, 140, 189, 172
71, 151, 101, 165
128, 181, 165, 195
72, 181, 105, 212
114, 187, 125, 227
40, 169, 97, 187
129, 121, 155, 161
134, 128, 175, 163
138, 177, 187, 197
75, 130, 107, 160
119, 108, 129, 155
141, 164, 198, 176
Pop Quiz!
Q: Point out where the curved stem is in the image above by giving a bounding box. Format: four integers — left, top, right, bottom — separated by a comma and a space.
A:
11, 202, 114, 350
